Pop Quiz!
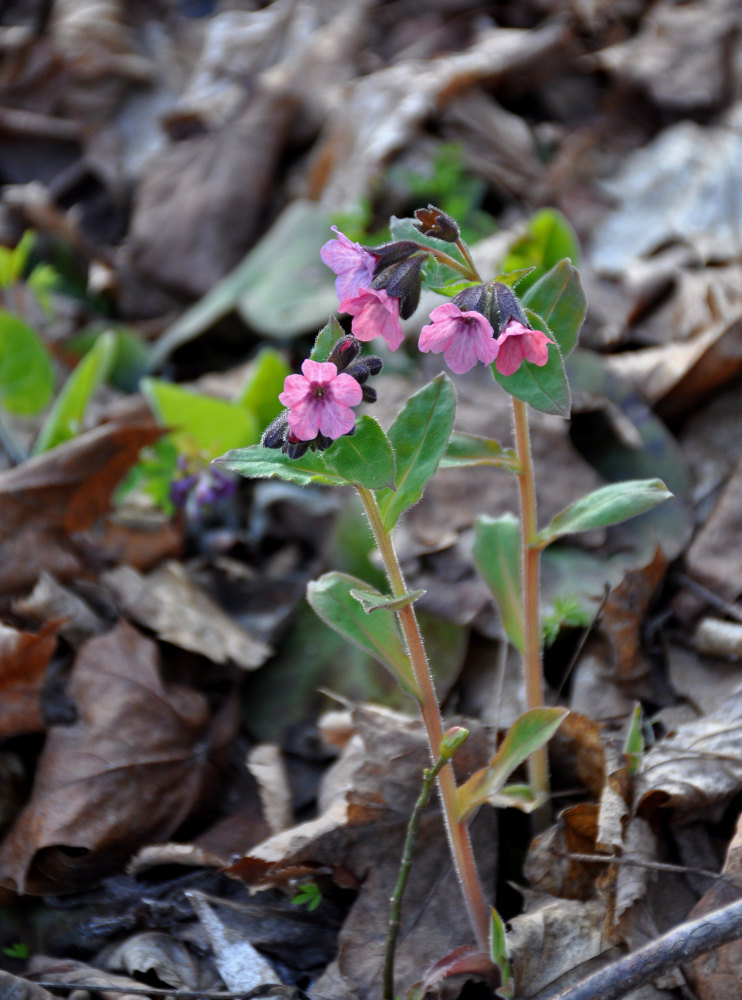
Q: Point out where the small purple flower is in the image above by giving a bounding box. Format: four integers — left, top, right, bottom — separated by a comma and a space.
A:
320, 226, 376, 301
339, 287, 404, 352
171, 462, 237, 522
279, 359, 363, 441
418, 302, 499, 374
495, 319, 554, 376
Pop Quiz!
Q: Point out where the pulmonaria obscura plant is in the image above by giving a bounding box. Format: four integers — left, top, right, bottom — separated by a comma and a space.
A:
215, 205, 672, 998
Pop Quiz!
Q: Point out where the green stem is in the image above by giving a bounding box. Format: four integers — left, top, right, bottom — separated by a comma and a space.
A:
511, 398, 549, 804
355, 486, 491, 952
383, 753, 448, 1000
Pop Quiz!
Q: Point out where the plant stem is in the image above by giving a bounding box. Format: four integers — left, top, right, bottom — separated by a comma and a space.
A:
355, 486, 491, 952
511, 398, 549, 803
383, 753, 448, 1000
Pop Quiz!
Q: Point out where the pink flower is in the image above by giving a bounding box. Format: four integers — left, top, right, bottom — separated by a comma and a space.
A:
320, 227, 377, 301
339, 287, 404, 352
278, 359, 363, 441
495, 320, 554, 376
418, 302, 498, 374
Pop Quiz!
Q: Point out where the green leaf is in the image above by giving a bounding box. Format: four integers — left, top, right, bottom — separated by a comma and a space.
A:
309, 314, 345, 362
624, 702, 644, 775
472, 514, 524, 652
500, 209, 580, 296
34, 331, 116, 453
323, 416, 395, 490
235, 347, 290, 427
27, 262, 59, 315
538, 478, 673, 547
457, 708, 568, 820
490, 909, 514, 1000
215, 443, 342, 486
349, 587, 426, 613
307, 572, 420, 698
142, 377, 259, 459
375, 373, 456, 530
440, 432, 519, 471
0, 310, 54, 415
491, 315, 571, 418
0, 230, 35, 287
522, 259, 586, 358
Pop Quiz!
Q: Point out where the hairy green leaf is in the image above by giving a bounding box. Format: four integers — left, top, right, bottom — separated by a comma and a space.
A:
215, 444, 341, 486
473, 514, 524, 652
538, 479, 673, 546
323, 416, 396, 490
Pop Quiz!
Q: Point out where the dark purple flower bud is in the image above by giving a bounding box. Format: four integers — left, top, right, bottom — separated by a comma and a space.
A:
345, 354, 383, 385
364, 240, 420, 279
170, 473, 198, 509
414, 205, 460, 243
361, 385, 377, 403
371, 254, 424, 319
491, 281, 529, 333
285, 432, 310, 459
262, 410, 290, 449
452, 283, 490, 317
327, 335, 362, 370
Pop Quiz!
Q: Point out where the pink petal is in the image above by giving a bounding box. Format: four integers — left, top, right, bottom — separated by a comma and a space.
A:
317, 399, 356, 438
287, 399, 322, 440
521, 329, 553, 367
279, 372, 311, 408
328, 372, 363, 406
495, 336, 526, 376
340, 289, 404, 351
300, 359, 336, 383
320, 227, 375, 300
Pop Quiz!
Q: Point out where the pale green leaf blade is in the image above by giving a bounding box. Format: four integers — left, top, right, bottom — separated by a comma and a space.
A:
215, 444, 342, 486
349, 587, 426, 613
0, 310, 54, 415
34, 331, 116, 454
307, 572, 420, 698
538, 479, 673, 546
472, 514, 524, 652
457, 708, 568, 820
323, 416, 396, 490
376, 373, 456, 530
440, 432, 519, 471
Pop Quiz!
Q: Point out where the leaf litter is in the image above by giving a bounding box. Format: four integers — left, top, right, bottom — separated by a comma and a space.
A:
3, 2, 742, 999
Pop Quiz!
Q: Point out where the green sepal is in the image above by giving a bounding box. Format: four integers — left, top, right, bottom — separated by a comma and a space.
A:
472, 514, 524, 653
349, 587, 426, 613
214, 443, 342, 486
306, 572, 420, 699
537, 478, 673, 547
375, 373, 456, 530
456, 707, 568, 821
440, 432, 520, 472
323, 416, 396, 490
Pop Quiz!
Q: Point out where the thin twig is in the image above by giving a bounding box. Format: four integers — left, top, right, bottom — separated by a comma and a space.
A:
531, 896, 742, 1000
383, 754, 449, 1000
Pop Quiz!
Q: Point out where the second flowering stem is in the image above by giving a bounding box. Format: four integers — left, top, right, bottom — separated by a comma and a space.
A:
355, 485, 491, 953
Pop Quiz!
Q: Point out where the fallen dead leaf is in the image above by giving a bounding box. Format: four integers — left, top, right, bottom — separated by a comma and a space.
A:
13, 571, 106, 648
0, 620, 223, 894
102, 561, 272, 669
686, 452, 742, 603
0, 619, 59, 738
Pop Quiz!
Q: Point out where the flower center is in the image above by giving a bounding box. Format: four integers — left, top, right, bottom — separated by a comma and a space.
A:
310, 383, 328, 400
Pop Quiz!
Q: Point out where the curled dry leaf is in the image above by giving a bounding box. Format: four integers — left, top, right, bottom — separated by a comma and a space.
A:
686, 451, 742, 603
13, 571, 107, 648
635, 693, 742, 823
0, 620, 219, 894
0, 619, 59, 739
102, 931, 198, 991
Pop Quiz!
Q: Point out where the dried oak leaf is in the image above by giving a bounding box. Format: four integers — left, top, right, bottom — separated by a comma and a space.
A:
0, 619, 59, 738
0, 620, 215, 895
0, 418, 161, 597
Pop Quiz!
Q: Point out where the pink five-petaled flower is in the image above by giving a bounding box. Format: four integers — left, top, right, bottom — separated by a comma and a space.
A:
495, 319, 554, 376
278, 359, 363, 441
418, 302, 498, 374
320, 226, 377, 301
339, 287, 405, 352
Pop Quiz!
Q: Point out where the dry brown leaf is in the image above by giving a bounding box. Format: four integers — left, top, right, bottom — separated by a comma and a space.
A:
0, 619, 59, 738
27, 956, 153, 1000
228, 705, 496, 1000
102, 561, 272, 669
525, 804, 603, 902
246, 743, 293, 836
0, 620, 221, 894
687, 810, 742, 999
102, 932, 198, 991
0, 418, 161, 597
686, 452, 742, 603
635, 693, 742, 823
13, 571, 106, 648
0, 971, 56, 1000
602, 546, 667, 684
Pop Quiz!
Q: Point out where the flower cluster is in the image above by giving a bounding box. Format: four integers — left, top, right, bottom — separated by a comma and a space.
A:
171, 458, 237, 522
262, 336, 382, 459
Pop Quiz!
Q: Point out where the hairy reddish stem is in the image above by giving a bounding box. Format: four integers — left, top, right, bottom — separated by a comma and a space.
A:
356, 486, 491, 952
